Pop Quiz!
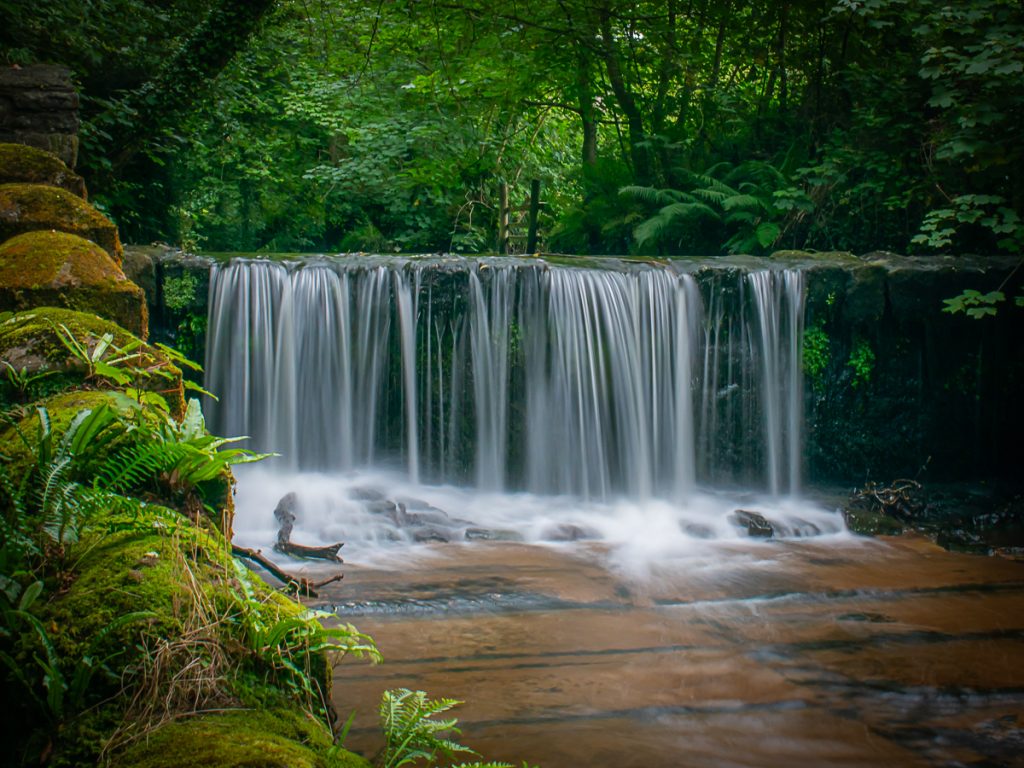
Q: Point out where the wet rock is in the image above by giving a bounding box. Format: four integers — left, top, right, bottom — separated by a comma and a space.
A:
350, 489, 385, 501
363, 499, 399, 516
412, 526, 454, 543
542, 523, 597, 542
681, 522, 715, 539
464, 528, 524, 542
273, 492, 298, 547
728, 509, 774, 538
842, 508, 905, 537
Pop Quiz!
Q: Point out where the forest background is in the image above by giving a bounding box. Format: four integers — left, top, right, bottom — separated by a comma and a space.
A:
3, 0, 1022, 260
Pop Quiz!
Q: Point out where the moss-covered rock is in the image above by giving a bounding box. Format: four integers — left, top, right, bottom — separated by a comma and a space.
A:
0, 182, 122, 263
0, 230, 148, 336
0, 308, 182, 416
109, 709, 371, 768
0, 142, 87, 198
0, 389, 138, 480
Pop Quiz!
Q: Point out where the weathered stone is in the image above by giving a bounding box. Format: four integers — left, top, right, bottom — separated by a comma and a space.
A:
0, 230, 145, 336
728, 509, 774, 538
0, 183, 122, 263
0, 143, 86, 197
0, 65, 79, 167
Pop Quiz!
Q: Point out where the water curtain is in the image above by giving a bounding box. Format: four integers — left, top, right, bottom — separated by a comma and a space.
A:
205, 257, 805, 498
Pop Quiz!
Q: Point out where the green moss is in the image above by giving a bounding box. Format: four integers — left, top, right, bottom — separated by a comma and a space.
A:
843, 508, 906, 536
0, 143, 87, 198
0, 231, 147, 335
109, 709, 371, 768
0, 308, 181, 414
0, 182, 122, 263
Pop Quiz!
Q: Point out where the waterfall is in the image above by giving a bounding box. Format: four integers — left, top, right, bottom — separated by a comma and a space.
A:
205, 257, 808, 499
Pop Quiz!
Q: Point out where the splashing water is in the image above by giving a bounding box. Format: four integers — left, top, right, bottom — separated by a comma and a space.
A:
205, 255, 841, 559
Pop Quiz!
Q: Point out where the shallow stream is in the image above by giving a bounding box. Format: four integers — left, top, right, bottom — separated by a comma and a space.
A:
234, 468, 1024, 768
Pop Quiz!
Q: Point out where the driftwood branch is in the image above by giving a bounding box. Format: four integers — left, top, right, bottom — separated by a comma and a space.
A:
231, 545, 343, 598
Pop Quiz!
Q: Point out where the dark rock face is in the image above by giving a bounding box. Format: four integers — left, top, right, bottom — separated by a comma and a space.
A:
0, 65, 79, 167
800, 253, 1024, 483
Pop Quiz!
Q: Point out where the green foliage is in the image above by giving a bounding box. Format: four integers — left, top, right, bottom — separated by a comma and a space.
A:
623, 161, 795, 254
802, 324, 831, 390
378, 688, 512, 768
847, 337, 876, 390
942, 288, 1010, 319
229, 560, 380, 722
163, 273, 199, 313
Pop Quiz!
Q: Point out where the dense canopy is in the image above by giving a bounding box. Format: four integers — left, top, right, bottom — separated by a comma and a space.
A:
3, 0, 1022, 257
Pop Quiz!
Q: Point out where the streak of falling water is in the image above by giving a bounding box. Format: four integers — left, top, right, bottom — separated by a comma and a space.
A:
747, 270, 805, 495
206, 257, 807, 500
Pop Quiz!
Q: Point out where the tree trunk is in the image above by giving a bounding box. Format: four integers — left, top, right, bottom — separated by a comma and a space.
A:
599, 8, 651, 185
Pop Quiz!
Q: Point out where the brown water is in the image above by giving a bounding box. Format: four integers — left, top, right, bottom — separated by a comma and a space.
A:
320, 536, 1024, 768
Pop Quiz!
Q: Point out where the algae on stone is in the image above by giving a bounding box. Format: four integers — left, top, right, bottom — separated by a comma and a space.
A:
0, 230, 148, 336
0, 182, 122, 263
0, 142, 87, 198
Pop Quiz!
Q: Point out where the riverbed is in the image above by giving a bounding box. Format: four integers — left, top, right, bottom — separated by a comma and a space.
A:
316, 536, 1024, 768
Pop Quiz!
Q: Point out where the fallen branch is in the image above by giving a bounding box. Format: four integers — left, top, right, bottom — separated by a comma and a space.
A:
274, 540, 344, 562
231, 545, 344, 598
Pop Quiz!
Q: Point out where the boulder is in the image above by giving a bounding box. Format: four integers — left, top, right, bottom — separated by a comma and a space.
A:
728, 509, 774, 538
0, 182, 122, 263
0, 307, 183, 417
0, 142, 86, 198
0, 230, 147, 336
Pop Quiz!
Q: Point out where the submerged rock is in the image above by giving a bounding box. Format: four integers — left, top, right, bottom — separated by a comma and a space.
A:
728, 509, 774, 538
0, 182, 122, 262
0, 230, 147, 335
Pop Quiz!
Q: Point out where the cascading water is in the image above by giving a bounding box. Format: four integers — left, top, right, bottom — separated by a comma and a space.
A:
206, 256, 842, 554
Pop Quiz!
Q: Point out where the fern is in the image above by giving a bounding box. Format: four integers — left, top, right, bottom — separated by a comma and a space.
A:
379, 688, 477, 768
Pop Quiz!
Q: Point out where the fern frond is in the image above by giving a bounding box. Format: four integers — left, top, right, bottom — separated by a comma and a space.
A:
96, 441, 188, 494
722, 193, 764, 212
618, 185, 687, 205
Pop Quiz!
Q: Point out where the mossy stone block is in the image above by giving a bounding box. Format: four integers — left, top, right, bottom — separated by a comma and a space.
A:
0, 142, 87, 198
0, 182, 122, 263
0, 307, 182, 416
0, 230, 147, 336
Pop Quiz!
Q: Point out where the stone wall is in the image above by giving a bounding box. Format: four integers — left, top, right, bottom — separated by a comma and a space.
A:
0, 65, 79, 168
128, 248, 1024, 485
